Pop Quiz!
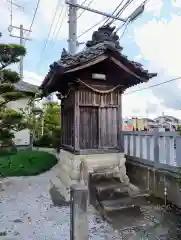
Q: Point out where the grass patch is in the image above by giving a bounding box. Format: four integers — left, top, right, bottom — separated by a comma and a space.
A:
0, 150, 57, 177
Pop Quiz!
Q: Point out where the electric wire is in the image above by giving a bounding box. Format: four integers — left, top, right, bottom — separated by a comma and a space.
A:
110, 0, 134, 25
44, 6, 64, 52
124, 76, 181, 95
25, 0, 41, 43
46, 7, 66, 50
28, 0, 41, 32
77, 0, 94, 19
36, 0, 62, 70
77, 0, 136, 40
103, 0, 125, 25
115, 0, 149, 35
77, 17, 107, 39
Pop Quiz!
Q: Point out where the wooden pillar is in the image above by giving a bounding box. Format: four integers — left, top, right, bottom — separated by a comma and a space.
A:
74, 90, 80, 151
117, 92, 124, 152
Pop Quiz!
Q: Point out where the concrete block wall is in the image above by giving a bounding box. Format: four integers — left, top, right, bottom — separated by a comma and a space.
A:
126, 160, 181, 208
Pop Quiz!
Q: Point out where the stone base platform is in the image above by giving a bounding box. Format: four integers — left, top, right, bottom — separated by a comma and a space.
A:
52, 150, 130, 201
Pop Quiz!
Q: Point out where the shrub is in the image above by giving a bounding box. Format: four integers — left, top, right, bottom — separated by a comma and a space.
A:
0, 150, 57, 177
0, 144, 17, 156
34, 129, 60, 149
34, 134, 53, 147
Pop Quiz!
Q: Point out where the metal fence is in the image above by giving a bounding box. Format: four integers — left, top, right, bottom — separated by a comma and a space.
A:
123, 131, 181, 172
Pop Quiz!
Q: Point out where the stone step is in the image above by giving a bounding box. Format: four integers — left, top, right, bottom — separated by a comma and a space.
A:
94, 181, 129, 192
91, 172, 115, 182
100, 191, 150, 212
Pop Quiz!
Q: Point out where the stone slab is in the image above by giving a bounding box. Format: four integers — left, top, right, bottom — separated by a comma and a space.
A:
95, 181, 128, 192
100, 191, 150, 211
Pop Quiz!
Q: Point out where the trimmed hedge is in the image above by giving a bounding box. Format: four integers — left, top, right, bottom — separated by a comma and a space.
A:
0, 150, 57, 177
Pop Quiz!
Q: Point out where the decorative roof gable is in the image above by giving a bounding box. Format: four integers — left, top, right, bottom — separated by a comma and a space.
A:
41, 25, 157, 94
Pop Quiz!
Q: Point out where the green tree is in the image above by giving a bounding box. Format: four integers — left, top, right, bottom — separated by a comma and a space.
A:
43, 102, 60, 135
0, 41, 28, 147
33, 101, 61, 148
20, 96, 43, 140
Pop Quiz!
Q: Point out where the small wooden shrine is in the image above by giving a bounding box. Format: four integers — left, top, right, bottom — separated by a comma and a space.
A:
40, 25, 157, 154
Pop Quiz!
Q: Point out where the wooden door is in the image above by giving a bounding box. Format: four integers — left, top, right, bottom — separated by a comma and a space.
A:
99, 107, 118, 148
79, 107, 99, 149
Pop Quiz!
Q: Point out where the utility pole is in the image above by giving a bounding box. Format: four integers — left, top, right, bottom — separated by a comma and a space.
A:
68, 0, 77, 55
8, 25, 31, 81
66, 0, 146, 55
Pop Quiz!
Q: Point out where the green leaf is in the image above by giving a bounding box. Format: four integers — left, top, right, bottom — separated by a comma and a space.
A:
0, 69, 20, 83
0, 83, 14, 93
0, 44, 26, 68
2, 91, 26, 102
0, 41, 27, 146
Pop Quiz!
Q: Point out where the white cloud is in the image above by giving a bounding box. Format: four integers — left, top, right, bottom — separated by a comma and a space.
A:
122, 90, 163, 118
172, 0, 181, 8
134, 15, 181, 77
3, 0, 181, 119
126, 4, 181, 119
0, 0, 164, 42
23, 71, 43, 86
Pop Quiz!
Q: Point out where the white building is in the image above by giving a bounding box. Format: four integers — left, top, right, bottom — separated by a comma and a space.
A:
7, 81, 37, 147
154, 115, 181, 130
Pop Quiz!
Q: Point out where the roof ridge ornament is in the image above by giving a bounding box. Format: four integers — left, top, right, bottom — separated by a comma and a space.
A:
61, 48, 70, 59
86, 24, 122, 50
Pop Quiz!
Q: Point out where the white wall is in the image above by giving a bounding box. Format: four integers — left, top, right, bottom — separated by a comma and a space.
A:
7, 99, 29, 111
13, 129, 31, 146
7, 99, 31, 146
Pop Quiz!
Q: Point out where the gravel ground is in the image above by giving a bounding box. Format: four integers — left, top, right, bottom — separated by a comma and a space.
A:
0, 164, 124, 240
0, 163, 179, 240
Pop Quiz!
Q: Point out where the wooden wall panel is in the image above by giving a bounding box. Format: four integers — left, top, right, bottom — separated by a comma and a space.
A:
79, 87, 119, 106
61, 106, 74, 147
79, 107, 98, 149
99, 107, 118, 148
60, 87, 122, 152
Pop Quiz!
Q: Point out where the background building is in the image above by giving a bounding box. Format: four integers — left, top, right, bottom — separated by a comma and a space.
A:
123, 115, 181, 131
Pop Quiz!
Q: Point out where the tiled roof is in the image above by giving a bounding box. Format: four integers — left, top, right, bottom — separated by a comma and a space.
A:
14, 81, 38, 93
41, 25, 157, 91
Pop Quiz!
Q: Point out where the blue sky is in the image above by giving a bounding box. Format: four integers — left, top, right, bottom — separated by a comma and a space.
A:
1, 0, 181, 118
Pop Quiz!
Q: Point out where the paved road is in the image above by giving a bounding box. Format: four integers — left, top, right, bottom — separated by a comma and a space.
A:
0, 164, 180, 239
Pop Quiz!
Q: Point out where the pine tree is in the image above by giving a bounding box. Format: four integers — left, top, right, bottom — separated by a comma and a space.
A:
0, 38, 28, 148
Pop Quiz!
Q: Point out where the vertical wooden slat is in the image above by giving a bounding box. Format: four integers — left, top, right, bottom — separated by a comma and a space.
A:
98, 107, 101, 148
117, 93, 123, 151
60, 105, 64, 146
74, 90, 80, 151
79, 107, 98, 149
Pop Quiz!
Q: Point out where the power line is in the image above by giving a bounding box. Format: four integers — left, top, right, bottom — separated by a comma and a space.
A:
25, 0, 41, 43
45, 7, 66, 51
124, 76, 181, 95
77, 17, 107, 39
36, 0, 62, 70
110, 0, 134, 25
77, 0, 93, 19
77, 0, 136, 40
115, 0, 148, 35
104, 0, 125, 25
29, 0, 41, 32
